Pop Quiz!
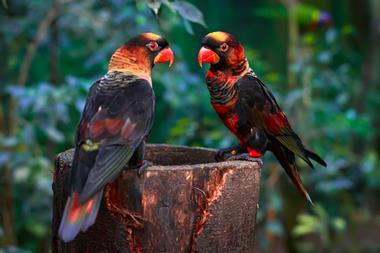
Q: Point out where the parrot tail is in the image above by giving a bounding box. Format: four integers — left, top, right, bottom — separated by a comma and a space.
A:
305, 149, 327, 167
271, 144, 314, 205
282, 162, 314, 205
58, 190, 103, 242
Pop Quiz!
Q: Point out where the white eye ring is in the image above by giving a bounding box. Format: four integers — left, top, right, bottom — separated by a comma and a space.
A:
148, 41, 159, 51
220, 43, 229, 52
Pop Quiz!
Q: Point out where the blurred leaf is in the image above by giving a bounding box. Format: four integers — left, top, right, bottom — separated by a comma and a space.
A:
1, 137, 18, 148
253, 3, 331, 27
44, 126, 64, 142
144, 0, 161, 15
325, 28, 337, 44
0, 246, 31, 253
0, 152, 11, 167
14, 166, 29, 182
170, 1, 206, 27
341, 25, 355, 36
266, 220, 284, 236
332, 217, 346, 231
2, 0, 7, 9
183, 19, 194, 34
293, 214, 320, 236
252, 4, 287, 19
284, 89, 302, 110
317, 178, 353, 192
25, 219, 46, 237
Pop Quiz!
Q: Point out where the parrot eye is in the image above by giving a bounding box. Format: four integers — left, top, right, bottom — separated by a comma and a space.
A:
147, 41, 159, 51
219, 43, 229, 52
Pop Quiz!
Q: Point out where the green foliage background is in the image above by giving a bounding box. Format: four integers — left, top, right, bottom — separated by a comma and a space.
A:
0, 0, 379, 252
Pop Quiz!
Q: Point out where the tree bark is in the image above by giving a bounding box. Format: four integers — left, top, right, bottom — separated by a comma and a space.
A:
52, 144, 261, 253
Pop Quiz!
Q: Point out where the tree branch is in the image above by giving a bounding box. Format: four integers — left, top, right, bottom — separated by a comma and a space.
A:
17, 8, 57, 86
0, 7, 57, 247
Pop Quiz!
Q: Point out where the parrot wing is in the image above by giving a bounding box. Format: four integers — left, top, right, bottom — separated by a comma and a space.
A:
238, 73, 325, 168
72, 75, 155, 203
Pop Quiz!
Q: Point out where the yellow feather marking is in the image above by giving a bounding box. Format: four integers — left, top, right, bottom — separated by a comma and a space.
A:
142, 32, 161, 40
82, 140, 100, 152
208, 32, 229, 42
231, 149, 237, 155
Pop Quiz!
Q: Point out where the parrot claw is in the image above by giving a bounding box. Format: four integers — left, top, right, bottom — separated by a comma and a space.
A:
129, 160, 153, 177
136, 160, 152, 176
215, 144, 245, 162
226, 153, 263, 167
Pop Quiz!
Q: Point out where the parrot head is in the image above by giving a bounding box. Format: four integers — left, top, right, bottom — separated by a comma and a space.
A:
198, 31, 244, 69
129, 32, 174, 67
109, 32, 174, 75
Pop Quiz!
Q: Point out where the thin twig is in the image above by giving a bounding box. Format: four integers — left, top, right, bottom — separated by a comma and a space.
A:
0, 7, 57, 247
17, 9, 57, 86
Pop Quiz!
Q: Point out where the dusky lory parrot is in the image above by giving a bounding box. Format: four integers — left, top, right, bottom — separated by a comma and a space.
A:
59, 32, 174, 242
198, 31, 326, 203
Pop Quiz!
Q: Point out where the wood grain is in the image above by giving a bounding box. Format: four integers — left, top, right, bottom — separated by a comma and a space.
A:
52, 144, 261, 253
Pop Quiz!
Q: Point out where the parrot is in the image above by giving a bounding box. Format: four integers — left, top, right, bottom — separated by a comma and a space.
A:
197, 31, 326, 203
58, 32, 174, 242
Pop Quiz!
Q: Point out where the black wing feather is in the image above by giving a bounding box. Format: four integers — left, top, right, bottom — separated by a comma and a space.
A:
70, 76, 155, 203
237, 73, 325, 167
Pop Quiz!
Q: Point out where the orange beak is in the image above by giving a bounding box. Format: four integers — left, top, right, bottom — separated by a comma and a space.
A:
154, 47, 174, 67
198, 47, 220, 67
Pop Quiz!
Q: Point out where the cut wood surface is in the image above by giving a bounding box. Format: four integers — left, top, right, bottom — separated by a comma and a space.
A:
52, 144, 262, 253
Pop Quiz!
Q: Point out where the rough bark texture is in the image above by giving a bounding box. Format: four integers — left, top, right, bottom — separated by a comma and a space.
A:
52, 144, 261, 253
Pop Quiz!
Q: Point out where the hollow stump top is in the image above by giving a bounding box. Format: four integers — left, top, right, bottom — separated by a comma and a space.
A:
52, 144, 262, 253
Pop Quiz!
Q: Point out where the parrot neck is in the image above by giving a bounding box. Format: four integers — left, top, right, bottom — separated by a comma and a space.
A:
210, 57, 249, 77
206, 57, 249, 104
206, 71, 239, 104
230, 57, 250, 76
108, 46, 152, 83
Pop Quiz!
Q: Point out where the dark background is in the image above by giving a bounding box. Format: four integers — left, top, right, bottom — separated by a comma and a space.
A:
0, 0, 379, 252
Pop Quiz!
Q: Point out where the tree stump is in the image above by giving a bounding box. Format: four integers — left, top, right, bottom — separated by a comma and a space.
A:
52, 144, 262, 253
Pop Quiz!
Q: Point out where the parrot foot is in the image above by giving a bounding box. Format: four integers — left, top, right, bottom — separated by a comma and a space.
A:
104, 184, 145, 229
226, 153, 263, 167
215, 144, 245, 162
129, 160, 153, 177
136, 160, 152, 176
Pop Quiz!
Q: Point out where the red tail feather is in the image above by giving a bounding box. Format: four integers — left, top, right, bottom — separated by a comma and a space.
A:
58, 190, 103, 242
